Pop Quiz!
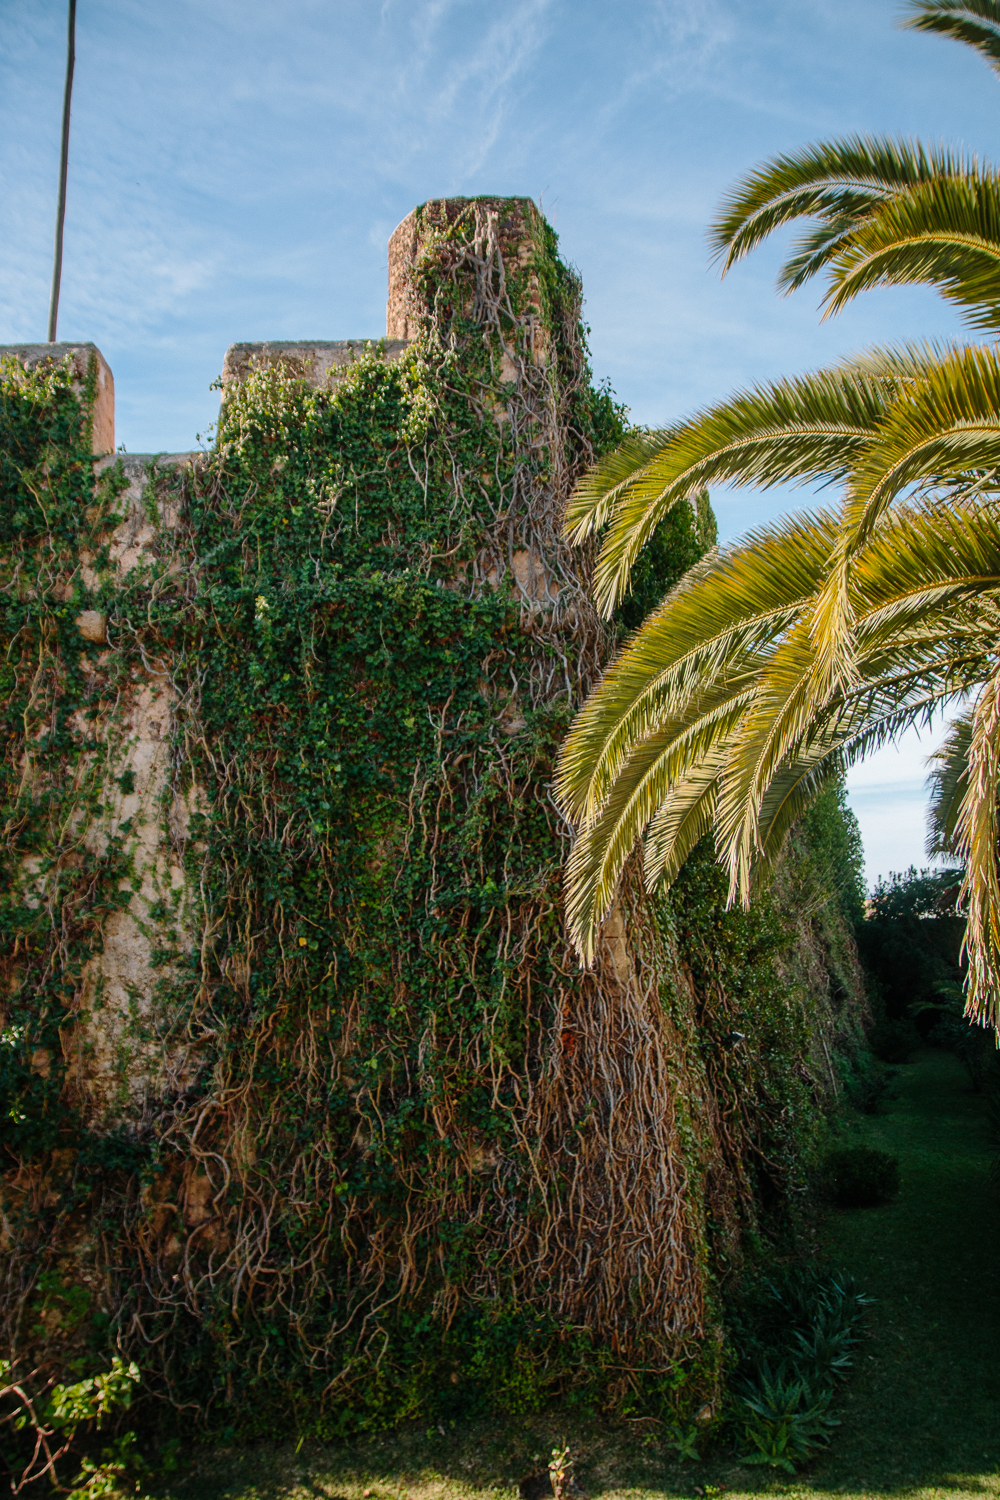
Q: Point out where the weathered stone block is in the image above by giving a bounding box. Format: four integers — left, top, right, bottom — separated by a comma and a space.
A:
75, 609, 107, 643
0, 342, 114, 453
387, 196, 550, 354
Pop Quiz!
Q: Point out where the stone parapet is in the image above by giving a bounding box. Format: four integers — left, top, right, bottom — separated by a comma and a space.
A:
0, 342, 114, 453
221, 338, 409, 392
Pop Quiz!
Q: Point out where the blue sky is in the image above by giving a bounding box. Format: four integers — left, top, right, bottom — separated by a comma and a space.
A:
2, 0, 994, 885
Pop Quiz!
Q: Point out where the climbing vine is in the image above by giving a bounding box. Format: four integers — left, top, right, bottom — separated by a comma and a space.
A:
0, 200, 867, 1441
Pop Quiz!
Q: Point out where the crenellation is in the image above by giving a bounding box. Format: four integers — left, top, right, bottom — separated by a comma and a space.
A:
0, 342, 114, 454
221, 338, 409, 392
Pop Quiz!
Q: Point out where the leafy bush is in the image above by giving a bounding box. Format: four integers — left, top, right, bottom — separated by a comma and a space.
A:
868, 1019, 920, 1064
822, 1146, 900, 1207
0, 1355, 141, 1497
786, 1308, 859, 1387
843, 1060, 896, 1115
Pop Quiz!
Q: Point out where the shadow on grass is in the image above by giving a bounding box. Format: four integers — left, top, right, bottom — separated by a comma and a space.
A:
158, 1051, 999, 1500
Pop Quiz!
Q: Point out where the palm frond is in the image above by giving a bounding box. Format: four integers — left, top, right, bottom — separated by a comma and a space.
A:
841, 342, 1000, 551
902, 0, 1000, 76
560, 493, 1000, 956
714, 619, 832, 900
757, 680, 969, 874
749, 748, 846, 886
564, 641, 973, 958
554, 511, 836, 820
564, 714, 740, 964
565, 427, 680, 544
927, 709, 973, 855
720, 640, 980, 905
709, 136, 966, 287
803, 346, 1000, 685
957, 673, 1000, 1026
642, 763, 726, 894
850, 492, 1000, 635
580, 364, 898, 615
560, 467, 1000, 955
822, 173, 1000, 332
836, 337, 965, 379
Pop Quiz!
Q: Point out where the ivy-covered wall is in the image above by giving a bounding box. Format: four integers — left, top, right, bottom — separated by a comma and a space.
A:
0, 198, 867, 1435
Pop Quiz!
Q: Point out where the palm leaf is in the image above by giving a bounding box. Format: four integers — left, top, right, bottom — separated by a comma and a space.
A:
564, 707, 744, 963
807, 346, 1000, 685
840, 343, 1000, 552
709, 136, 967, 288
720, 497, 1000, 892
902, 0, 1000, 76
957, 671, 1000, 1025
565, 427, 681, 544
822, 174, 1000, 333
579, 365, 897, 615
927, 709, 973, 855
555, 511, 837, 821
560, 488, 1000, 956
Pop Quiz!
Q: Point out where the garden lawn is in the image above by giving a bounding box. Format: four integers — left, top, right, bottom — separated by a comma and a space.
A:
162, 1048, 999, 1500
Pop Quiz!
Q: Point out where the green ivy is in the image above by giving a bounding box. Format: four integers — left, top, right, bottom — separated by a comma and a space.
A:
0, 203, 867, 1439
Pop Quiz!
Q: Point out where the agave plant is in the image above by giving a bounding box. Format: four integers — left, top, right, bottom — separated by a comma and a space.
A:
556, 0, 1000, 1031
737, 1366, 840, 1473
729, 1267, 868, 1470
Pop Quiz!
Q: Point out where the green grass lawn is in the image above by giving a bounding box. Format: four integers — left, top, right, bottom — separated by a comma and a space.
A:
163, 1049, 999, 1500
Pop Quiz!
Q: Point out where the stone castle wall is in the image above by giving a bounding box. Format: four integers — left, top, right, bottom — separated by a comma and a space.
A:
0, 199, 866, 1423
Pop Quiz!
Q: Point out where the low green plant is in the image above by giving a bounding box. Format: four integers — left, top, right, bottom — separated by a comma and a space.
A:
755, 1267, 869, 1346
0, 1354, 140, 1497
663, 1421, 701, 1461
822, 1145, 901, 1207
69, 1430, 149, 1500
727, 1266, 869, 1472
786, 1319, 857, 1388
736, 1366, 840, 1473
547, 1442, 575, 1499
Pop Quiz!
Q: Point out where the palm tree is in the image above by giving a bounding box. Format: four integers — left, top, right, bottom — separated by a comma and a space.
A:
556, 0, 1000, 1031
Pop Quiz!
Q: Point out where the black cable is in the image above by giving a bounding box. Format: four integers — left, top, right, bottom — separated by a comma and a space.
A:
47, 0, 77, 343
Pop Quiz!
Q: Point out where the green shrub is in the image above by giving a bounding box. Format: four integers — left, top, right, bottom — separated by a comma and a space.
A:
869, 1019, 920, 1064
823, 1146, 900, 1207
0, 1355, 143, 1498
844, 1061, 896, 1115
